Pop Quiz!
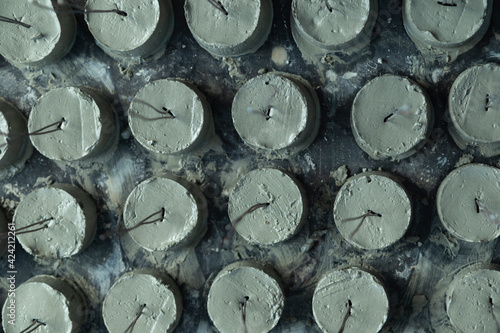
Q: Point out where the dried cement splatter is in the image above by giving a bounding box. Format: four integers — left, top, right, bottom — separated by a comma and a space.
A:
455, 154, 474, 168
330, 165, 349, 186
271, 46, 289, 67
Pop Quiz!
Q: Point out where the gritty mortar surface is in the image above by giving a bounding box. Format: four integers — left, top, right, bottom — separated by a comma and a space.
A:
1, 0, 500, 332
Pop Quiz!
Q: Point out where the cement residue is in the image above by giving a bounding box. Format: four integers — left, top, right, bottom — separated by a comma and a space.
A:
46, 239, 126, 333
330, 165, 349, 186
120, 231, 206, 290
454, 154, 474, 168
219, 157, 254, 198
143, 129, 223, 176
221, 57, 245, 82
405, 55, 452, 87
1, 0, 498, 331
48, 142, 129, 215
33, 175, 54, 188
20, 57, 117, 97
0, 210, 7, 256
0, 197, 17, 213
271, 46, 289, 67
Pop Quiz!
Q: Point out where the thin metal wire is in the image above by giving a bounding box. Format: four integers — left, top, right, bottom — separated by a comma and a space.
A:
123, 304, 146, 333
20, 319, 46, 333
122, 208, 166, 233
0, 118, 64, 148
341, 210, 382, 239
3, 218, 54, 237
207, 0, 228, 15
239, 296, 249, 333
133, 100, 176, 121
33, 2, 127, 16
325, 0, 333, 12
0, 15, 31, 28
